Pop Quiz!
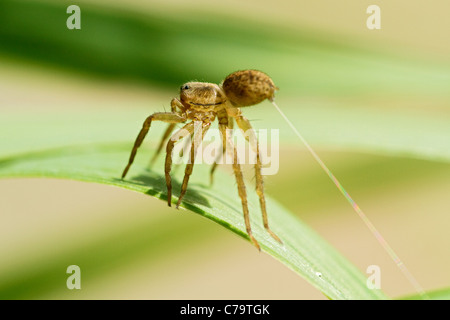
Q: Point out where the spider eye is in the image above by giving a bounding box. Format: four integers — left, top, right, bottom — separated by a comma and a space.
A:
181, 85, 189, 90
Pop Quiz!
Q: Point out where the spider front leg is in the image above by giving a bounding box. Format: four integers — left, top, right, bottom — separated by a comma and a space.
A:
230, 109, 283, 244
121, 111, 186, 179
148, 99, 187, 168
149, 123, 176, 168
219, 123, 261, 251
165, 122, 195, 207
176, 121, 211, 208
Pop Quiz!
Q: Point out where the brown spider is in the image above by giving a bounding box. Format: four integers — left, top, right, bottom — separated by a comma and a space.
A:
121, 70, 282, 250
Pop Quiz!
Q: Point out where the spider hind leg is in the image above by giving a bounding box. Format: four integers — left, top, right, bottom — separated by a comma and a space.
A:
219, 123, 261, 251
232, 111, 283, 245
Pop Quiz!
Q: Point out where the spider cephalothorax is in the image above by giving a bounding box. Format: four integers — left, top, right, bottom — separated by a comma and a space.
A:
122, 70, 281, 250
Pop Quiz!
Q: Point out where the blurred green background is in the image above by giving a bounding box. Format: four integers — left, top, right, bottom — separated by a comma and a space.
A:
0, 0, 449, 299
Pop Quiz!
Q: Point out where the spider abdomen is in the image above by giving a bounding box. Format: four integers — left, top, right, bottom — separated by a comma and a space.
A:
222, 70, 278, 107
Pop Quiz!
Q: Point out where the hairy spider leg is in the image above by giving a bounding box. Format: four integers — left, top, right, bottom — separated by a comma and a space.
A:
176, 122, 212, 208
165, 122, 195, 207
218, 121, 261, 251
209, 116, 233, 185
149, 123, 176, 168
148, 98, 186, 168
122, 112, 186, 179
231, 108, 283, 244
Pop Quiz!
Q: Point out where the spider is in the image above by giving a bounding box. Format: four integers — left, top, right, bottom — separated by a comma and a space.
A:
121, 70, 282, 250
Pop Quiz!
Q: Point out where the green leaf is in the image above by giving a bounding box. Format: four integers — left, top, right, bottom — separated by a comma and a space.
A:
1, 97, 449, 299
401, 287, 450, 300
0, 115, 387, 300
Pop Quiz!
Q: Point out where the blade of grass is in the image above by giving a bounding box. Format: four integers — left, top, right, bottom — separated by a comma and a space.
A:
1, 0, 449, 97
0, 141, 388, 300
1, 101, 449, 165
401, 287, 450, 300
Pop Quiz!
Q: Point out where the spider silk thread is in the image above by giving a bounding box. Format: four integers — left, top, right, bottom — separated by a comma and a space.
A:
271, 100, 429, 299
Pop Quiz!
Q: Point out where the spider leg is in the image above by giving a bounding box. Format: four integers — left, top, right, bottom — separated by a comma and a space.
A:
232, 111, 283, 244
220, 123, 261, 251
210, 116, 233, 185
122, 112, 186, 179
148, 123, 176, 168
148, 98, 186, 168
165, 122, 195, 207
176, 121, 211, 208
173, 132, 192, 174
